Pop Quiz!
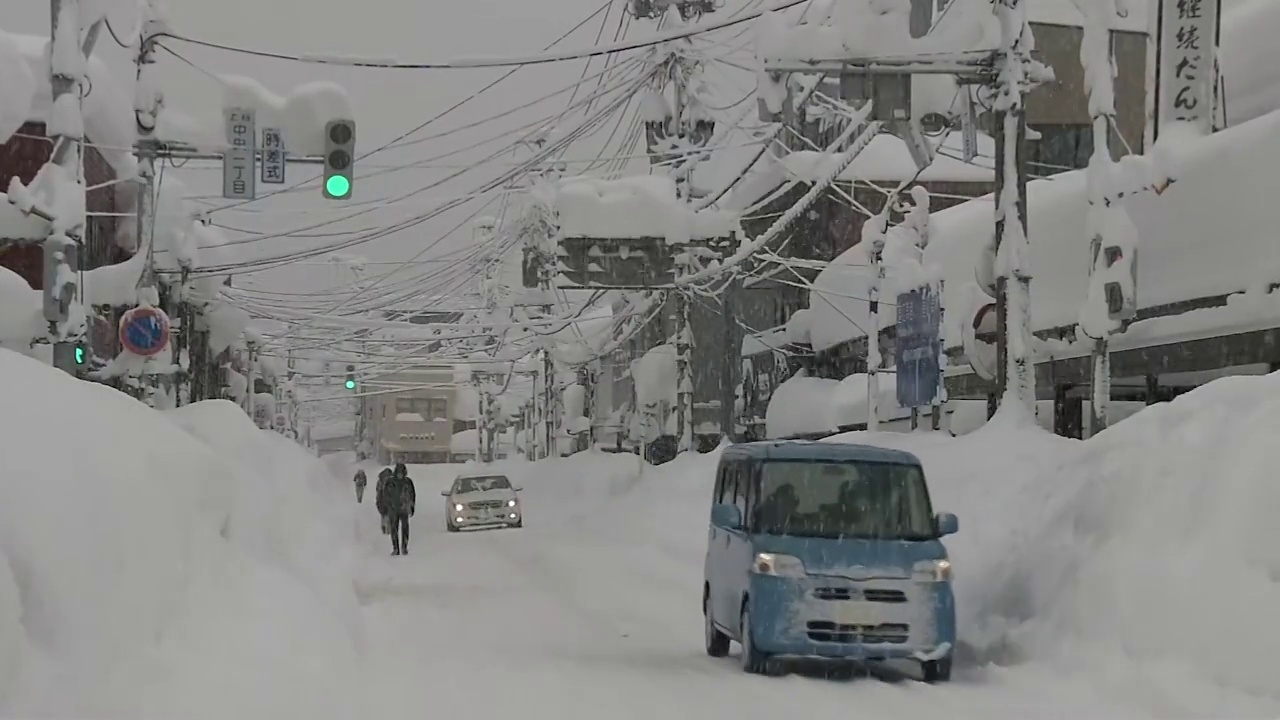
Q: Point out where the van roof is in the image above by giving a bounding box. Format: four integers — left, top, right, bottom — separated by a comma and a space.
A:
721, 440, 922, 466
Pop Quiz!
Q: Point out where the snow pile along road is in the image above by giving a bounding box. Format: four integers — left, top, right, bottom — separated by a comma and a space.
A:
0, 350, 364, 719
825, 381, 1280, 715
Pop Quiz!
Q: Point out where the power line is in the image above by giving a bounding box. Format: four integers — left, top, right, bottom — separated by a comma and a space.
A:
154, 0, 809, 70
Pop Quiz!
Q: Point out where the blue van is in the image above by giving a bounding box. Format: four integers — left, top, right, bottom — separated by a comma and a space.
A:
702, 441, 958, 680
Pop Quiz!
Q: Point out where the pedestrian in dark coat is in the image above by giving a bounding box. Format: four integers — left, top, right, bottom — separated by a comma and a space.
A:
383, 463, 416, 555
353, 469, 367, 503
375, 468, 394, 535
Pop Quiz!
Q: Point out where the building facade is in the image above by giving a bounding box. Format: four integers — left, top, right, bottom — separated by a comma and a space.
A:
365, 368, 460, 464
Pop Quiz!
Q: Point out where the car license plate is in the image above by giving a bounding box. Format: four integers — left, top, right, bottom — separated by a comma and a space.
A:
837, 602, 876, 627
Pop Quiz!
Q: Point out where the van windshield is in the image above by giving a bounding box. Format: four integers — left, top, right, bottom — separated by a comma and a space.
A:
753, 460, 935, 540
453, 475, 511, 494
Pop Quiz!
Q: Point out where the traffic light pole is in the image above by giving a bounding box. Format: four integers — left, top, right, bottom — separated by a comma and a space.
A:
45, 0, 89, 376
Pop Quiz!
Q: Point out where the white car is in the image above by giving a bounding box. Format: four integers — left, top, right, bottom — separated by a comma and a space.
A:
442, 473, 523, 532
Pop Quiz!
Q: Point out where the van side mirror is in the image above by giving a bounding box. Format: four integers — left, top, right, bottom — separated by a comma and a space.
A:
934, 512, 958, 537
440, 490, 451, 497
513, 486, 523, 492
711, 503, 742, 530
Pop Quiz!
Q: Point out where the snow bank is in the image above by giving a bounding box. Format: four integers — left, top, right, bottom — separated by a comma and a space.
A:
0, 351, 363, 717
220, 76, 354, 156
766, 370, 908, 437
0, 268, 42, 352
554, 175, 739, 243
819, 374, 1280, 712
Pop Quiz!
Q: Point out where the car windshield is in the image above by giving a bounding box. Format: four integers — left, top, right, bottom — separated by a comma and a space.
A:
453, 475, 512, 494
753, 460, 935, 540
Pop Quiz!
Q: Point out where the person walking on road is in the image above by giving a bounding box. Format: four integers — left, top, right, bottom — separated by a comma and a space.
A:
375, 467, 393, 535
379, 463, 416, 556
353, 468, 367, 503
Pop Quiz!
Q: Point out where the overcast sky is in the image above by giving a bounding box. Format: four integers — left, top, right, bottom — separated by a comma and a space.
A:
6, 0, 759, 307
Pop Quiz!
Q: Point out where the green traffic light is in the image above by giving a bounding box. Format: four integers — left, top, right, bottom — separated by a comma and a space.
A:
345, 379, 356, 390
74, 347, 85, 364
326, 175, 351, 198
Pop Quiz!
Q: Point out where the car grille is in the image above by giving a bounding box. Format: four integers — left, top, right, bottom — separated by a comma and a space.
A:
812, 587, 907, 603
468, 500, 505, 510
806, 621, 910, 644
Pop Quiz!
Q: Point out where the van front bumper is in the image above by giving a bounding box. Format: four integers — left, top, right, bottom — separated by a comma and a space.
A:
747, 574, 956, 662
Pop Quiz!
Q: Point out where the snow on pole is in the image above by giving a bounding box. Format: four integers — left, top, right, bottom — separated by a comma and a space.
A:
865, 206, 889, 434
991, 0, 1047, 419
1080, 0, 1119, 433
43, 0, 89, 375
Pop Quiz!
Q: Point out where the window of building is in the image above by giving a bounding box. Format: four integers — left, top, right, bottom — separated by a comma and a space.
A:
395, 398, 416, 413
1028, 124, 1094, 175
425, 398, 448, 421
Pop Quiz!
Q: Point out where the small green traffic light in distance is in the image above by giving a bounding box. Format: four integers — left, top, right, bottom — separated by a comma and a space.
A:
326, 175, 350, 198
74, 346, 86, 365
345, 379, 356, 390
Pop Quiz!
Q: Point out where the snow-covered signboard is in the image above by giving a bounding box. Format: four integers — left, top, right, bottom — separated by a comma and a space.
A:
895, 285, 941, 409
261, 127, 285, 185
1158, 0, 1219, 136
223, 107, 256, 199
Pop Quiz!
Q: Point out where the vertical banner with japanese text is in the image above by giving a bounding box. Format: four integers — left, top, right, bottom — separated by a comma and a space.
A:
1158, 0, 1219, 137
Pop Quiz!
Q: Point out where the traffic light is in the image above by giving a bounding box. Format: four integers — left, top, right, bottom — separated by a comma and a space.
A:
344, 364, 356, 390
74, 345, 86, 365
323, 119, 355, 200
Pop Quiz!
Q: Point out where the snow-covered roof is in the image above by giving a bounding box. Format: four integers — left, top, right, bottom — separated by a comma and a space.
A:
7, 32, 136, 178
1220, 0, 1280, 126
781, 130, 995, 185
757, 0, 1148, 67
554, 175, 740, 242
808, 109, 1280, 353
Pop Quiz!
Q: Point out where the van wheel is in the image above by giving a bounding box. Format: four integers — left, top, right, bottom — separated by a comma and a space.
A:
704, 594, 729, 657
922, 656, 952, 683
739, 607, 772, 674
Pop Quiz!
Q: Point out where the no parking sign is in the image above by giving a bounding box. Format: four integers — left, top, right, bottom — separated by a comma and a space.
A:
118, 306, 171, 357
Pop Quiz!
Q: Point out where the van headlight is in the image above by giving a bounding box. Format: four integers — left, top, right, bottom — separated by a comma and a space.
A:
752, 553, 805, 577
453, 503, 464, 512
913, 559, 953, 582
507, 499, 517, 507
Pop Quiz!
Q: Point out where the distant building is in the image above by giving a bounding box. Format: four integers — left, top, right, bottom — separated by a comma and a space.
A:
365, 367, 463, 464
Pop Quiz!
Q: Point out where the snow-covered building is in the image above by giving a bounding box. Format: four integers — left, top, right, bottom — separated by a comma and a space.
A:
805, 108, 1280, 439
364, 366, 465, 464
0, 32, 137, 360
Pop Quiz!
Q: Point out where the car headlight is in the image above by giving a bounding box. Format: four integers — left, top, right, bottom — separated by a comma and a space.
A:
453, 503, 464, 512
913, 559, 953, 582
507, 499, 517, 507
751, 553, 805, 577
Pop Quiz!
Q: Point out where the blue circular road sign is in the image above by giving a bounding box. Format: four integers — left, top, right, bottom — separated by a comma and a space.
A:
119, 306, 171, 357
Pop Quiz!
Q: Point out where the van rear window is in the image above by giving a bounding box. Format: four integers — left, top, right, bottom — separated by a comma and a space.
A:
753, 461, 935, 540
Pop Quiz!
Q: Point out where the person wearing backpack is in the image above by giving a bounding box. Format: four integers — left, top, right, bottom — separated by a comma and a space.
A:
375, 467, 394, 535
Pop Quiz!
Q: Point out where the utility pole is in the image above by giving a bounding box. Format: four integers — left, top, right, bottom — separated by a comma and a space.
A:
1081, 2, 1119, 434
244, 338, 257, 421
865, 205, 890, 433
44, 0, 88, 375
992, 0, 1039, 415
719, 273, 743, 444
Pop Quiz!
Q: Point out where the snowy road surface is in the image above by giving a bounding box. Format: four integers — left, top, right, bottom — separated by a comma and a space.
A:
347, 455, 1267, 719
